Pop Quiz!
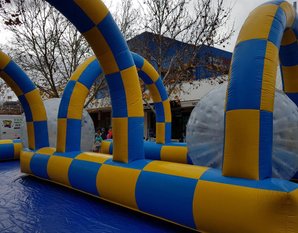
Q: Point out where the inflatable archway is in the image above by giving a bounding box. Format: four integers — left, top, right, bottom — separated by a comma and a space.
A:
20, 1, 298, 232
0, 50, 48, 151
223, 0, 297, 180
56, 52, 171, 152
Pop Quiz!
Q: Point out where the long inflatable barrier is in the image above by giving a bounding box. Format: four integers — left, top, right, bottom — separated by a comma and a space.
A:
101, 140, 191, 164
20, 1, 298, 232
0, 139, 22, 161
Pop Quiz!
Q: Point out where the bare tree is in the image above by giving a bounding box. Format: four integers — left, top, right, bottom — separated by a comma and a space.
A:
130, 0, 234, 98
0, 0, 106, 106
112, 0, 141, 40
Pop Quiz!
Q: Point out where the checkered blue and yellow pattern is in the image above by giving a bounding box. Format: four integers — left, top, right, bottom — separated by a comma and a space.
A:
47, 0, 144, 163
21, 148, 298, 232
132, 52, 172, 144
0, 139, 22, 161
19, 1, 298, 232
57, 52, 171, 152
223, 1, 298, 180
0, 51, 49, 150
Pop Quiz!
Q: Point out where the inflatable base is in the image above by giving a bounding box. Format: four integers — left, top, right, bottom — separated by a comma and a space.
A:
21, 148, 298, 233
0, 139, 22, 161
101, 140, 191, 164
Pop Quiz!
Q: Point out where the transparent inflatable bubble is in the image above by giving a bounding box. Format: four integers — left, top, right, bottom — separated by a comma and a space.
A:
186, 83, 298, 180
20, 98, 95, 151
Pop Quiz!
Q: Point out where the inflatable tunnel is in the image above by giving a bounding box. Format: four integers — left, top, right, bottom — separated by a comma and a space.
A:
20, 1, 298, 232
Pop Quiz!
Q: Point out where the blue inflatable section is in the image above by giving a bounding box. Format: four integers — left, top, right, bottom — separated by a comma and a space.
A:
0, 161, 194, 233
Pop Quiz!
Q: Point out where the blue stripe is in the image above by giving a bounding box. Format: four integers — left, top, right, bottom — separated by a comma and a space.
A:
136, 171, 197, 228
200, 168, 298, 192
0, 143, 14, 160
18, 95, 32, 122
154, 102, 165, 122
286, 93, 298, 107
30, 153, 50, 179
108, 142, 113, 154
46, 0, 94, 33
78, 59, 102, 90
259, 111, 273, 179
97, 13, 128, 57
128, 117, 145, 161
268, 7, 286, 47
58, 80, 76, 118
144, 142, 162, 160
106, 72, 127, 117
226, 39, 266, 110
165, 122, 172, 143
261, 1, 283, 6
131, 52, 145, 68
280, 42, 298, 66
104, 158, 149, 169
115, 49, 135, 71
155, 78, 168, 101
3, 61, 36, 94
66, 119, 81, 152
13, 139, 21, 143
34, 121, 49, 149
138, 70, 154, 84
69, 159, 101, 195
54, 151, 81, 158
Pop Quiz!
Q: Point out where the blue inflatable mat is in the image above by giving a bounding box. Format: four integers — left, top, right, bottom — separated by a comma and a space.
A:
0, 161, 195, 233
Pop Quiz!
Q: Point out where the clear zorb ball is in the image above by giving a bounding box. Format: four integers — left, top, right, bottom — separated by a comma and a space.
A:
20, 98, 95, 151
186, 83, 298, 180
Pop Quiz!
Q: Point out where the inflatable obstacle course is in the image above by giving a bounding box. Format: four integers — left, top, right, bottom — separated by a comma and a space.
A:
13, 0, 298, 232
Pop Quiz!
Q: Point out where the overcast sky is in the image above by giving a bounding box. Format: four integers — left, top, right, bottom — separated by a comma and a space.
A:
0, 0, 297, 52
225, 0, 296, 51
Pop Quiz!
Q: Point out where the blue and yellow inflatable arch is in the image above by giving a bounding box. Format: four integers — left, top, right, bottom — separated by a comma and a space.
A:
0, 50, 48, 160
20, 1, 298, 232
56, 52, 171, 152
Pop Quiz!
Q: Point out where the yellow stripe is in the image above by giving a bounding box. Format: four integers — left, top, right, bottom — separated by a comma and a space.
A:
156, 122, 165, 144
193, 180, 297, 233
56, 119, 67, 152
160, 146, 188, 164
0, 51, 11, 69
0, 139, 12, 144
47, 155, 72, 186
36, 147, 56, 155
75, 152, 111, 163
281, 29, 296, 46
25, 89, 47, 121
223, 110, 260, 180
67, 82, 89, 119
20, 150, 34, 173
96, 164, 140, 209
281, 65, 298, 93
121, 66, 144, 117
100, 141, 111, 154
0, 72, 23, 96
237, 4, 278, 45
74, 0, 109, 25
280, 2, 295, 27
260, 41, 278, 112
70, 56, 96, 81
147, 84, 162, 102
163, 99, 171, 122
144, 160, 208, 179
83, 27, 119, 75
112, 118, 128, 162
13, 142, 22, 159
142, 60, 159, 82
27, 122, 35, 149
